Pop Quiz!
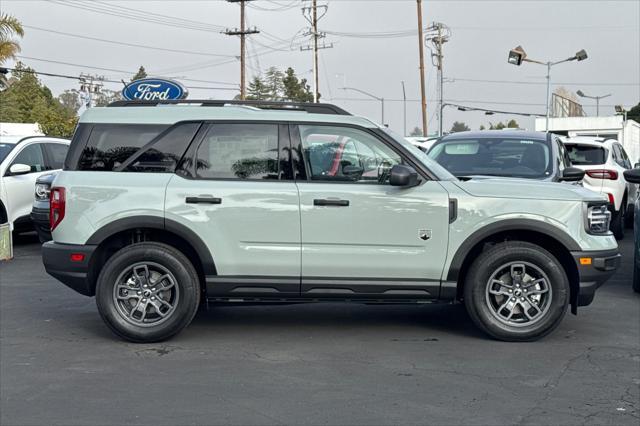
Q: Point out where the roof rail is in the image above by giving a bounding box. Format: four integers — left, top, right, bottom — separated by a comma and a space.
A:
107, 99, 351, 115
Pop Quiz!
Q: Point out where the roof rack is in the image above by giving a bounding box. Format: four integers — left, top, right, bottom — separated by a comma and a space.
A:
107, 99, 351, 116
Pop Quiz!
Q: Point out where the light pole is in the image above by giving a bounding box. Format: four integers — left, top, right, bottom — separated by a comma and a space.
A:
341, 86, 385, 125
401, 81, 407, 136
508, 46, 588, 131
577, 90, 611, 116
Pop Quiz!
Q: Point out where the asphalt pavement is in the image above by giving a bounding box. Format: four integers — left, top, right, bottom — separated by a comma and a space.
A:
1, 234, 638, 426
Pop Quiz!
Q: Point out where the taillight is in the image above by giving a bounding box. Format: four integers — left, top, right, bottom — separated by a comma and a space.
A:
585, 169, 618, 180
50, 187, 65, 231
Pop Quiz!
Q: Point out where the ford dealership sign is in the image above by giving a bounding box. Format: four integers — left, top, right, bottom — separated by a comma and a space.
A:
122, 78, 187, 101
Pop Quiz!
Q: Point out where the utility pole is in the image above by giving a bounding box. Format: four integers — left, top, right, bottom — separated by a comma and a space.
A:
224, 0, 259, 100
426, 22, 451, 136
302, 1, 332, 103
401, 81, 407, 136
416, 0, 427, 136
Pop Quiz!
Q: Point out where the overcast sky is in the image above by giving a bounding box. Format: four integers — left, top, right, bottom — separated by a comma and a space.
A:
3, 0, 639, 134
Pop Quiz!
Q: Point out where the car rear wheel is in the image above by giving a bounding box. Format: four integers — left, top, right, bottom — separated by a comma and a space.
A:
464, 241, 569, 342
610, 203, 625, 240
95, 242, 200, 342
633, 249, 640, 293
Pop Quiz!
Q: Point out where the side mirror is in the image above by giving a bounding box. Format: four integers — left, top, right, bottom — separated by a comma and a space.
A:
559, 166, 585, 182
389, 164, 419, 187
8, 163, 31, 176
623, 169, 640, 184
634, 162, 640, 169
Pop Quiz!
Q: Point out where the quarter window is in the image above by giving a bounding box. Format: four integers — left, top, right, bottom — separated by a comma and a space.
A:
298, 125, 402, 183
78, 124, 168, 171
11, 144, 45, 173
195, 124, 280, 180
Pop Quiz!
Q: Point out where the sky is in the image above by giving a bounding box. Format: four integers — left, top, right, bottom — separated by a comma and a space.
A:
2, 0, 639, 135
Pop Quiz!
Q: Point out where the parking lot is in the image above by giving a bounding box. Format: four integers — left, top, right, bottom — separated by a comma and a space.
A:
0, 234, 638, 426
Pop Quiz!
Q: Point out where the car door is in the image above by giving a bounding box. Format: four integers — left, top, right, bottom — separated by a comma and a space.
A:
165, 122, 301, 297
4, 142, 48, 225
293, 124, 450, 299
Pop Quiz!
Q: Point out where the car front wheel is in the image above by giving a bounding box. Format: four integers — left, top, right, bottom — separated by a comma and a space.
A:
610, 203, 626, 240
464, 241, 570, 342
95, 242, 200, 342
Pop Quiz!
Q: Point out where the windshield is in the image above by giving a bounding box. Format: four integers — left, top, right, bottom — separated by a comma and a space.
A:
565, 144, 606, 165
0, 143, 16, 163
428, 137, 553, 179
381, 128, 456, 180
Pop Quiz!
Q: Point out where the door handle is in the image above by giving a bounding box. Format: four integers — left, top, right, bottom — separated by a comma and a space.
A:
314, 199, 349, 207
185, 196, 222, 204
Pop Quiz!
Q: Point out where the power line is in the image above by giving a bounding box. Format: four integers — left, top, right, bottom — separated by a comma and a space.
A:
22, 24, 236, 58
449, 77, 640, 87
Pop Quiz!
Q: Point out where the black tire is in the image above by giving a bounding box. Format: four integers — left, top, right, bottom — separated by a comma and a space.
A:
624, 201, 635, 229
95, 242, 200, 343
464, 241, 570, 342
610, 203, 625, 240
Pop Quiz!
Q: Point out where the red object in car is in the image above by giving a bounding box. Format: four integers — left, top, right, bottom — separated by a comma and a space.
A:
606, 193, 615, 205
50, 187, 65, 231
585, 169, 618, 180
70, 253, 85, 262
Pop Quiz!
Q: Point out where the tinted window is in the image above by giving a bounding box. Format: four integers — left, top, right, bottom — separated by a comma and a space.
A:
196, 124, 279, 180
125, 123, 201, 173
45, 143, 69, 170
618, 145, 632, 168
11, 144, 45, 173
0, 143, 15, 163
428, 138, 552, 179
565, 144, 606, 165
78, 124, 168, 171
299, 125, 402, 183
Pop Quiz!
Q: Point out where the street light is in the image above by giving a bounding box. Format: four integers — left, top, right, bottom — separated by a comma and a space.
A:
508, 46, 588, 131
576, 90, 611, 116
341, 86, 385, 124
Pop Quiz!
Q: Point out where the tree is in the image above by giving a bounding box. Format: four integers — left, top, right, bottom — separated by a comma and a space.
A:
506, 119, 519, 128
409, 126, 422, 136
0, 63, 77, 137
246, 76, 269, 100
626, 103, 640, 123
131, 66, 147, 81
94, 89, 122, 106
282, 67, 313, 102
488, 119, 520, 130
450, 121, 470, 133
264, 67, 285, 100
479, 125, 486, 130
58, 89, 82, 114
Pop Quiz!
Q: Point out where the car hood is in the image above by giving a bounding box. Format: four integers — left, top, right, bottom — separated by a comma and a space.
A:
453, 177, 605, 202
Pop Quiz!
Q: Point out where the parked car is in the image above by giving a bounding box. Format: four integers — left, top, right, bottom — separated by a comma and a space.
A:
623, 168, 640, 292
406, 136, 440, 153
427, 130, 585, 183
30, 172, 58, 242
562, 137, 636, 240
43, 100, 619, 343
0, 135, 70, 233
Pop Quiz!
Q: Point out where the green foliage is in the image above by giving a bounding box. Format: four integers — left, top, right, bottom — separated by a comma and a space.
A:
627, 103, 640, 123
409, 126, 423, 136
94, 89, 122, 106
0, 13, 23, 65
131, 66, 148, 82
479, 125, 486, 130
246, 67, 315, 102
488, 119, 519, 130
450, 121, 470, 133
0, 63, 77, 138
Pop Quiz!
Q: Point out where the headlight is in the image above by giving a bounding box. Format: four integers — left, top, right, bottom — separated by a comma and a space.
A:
585, 203, 611, 235
35, 183, 50, 201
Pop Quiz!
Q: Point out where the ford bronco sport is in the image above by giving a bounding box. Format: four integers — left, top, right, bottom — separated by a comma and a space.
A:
42, 100, 621, 343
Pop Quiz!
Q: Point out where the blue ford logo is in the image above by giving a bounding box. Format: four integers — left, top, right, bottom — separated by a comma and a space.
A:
122, 78, 188, 101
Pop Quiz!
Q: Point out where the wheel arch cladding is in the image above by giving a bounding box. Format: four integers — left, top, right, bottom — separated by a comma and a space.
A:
449, 219, 580, 311
85, 216, 216, 296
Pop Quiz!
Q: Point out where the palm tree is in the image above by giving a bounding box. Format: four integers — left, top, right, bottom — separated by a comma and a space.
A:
0, 14, 23, 88
0, 14, 24, 65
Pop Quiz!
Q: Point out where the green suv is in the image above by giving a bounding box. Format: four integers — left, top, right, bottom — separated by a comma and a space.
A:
42, 100, 620, 342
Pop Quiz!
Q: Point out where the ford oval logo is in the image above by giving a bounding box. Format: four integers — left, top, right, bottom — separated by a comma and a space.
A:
122, 78, 188, 101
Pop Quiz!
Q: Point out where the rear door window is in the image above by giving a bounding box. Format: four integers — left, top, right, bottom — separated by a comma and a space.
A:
195, 123, 280, 180
44, 143, 69, 170
565, 144, 606, 165
77, 124, 168, 171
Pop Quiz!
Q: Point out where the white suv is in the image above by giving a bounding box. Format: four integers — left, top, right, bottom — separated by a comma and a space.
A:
563, 137, 636, 239
0, 136, 70, 232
